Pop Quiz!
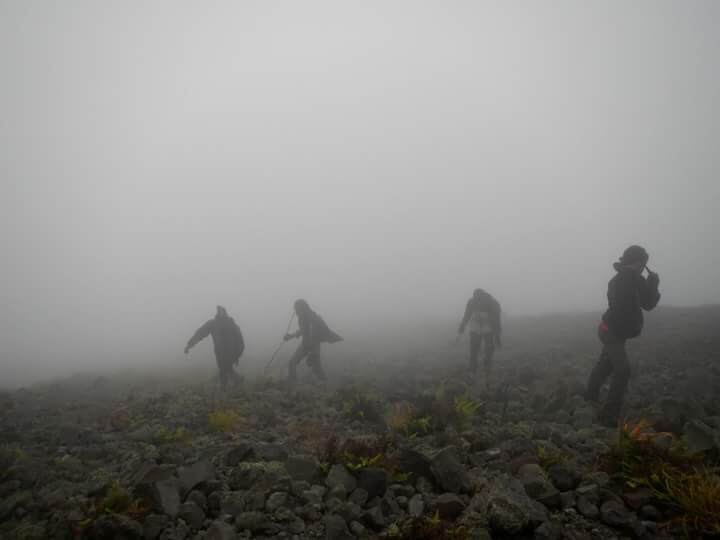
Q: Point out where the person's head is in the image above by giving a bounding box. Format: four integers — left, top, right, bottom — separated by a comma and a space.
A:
619, 245, 649, 273
215, 305, 228, 319
294, 299, 311, 317
473, 288, 487, 302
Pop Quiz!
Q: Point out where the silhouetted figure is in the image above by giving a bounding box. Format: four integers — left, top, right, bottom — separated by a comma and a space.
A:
185, 306, 245, 389
585, 246, 661, 427
458, 289, 502, 389
284, 299, 342, 383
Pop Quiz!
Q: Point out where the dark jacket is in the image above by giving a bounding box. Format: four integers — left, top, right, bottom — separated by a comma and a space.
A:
187, 313, 245, 363
459, 292, 502, 336
602, 264, 661, 340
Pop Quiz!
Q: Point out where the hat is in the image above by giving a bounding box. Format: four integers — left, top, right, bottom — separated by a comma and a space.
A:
619, 245, 649, 265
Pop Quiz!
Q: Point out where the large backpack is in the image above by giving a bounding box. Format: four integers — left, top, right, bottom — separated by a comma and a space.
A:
312, 315, 343, 344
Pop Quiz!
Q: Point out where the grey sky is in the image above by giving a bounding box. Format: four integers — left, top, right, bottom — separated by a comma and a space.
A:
1, 1, 719, 385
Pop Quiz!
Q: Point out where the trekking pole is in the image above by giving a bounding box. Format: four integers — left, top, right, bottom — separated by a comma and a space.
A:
264, 310, 296, 375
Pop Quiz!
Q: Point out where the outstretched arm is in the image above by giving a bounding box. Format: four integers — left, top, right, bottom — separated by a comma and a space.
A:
185, 320, 213, 353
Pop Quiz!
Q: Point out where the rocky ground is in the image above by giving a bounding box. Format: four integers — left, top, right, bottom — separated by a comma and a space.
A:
1, 307, 720, 540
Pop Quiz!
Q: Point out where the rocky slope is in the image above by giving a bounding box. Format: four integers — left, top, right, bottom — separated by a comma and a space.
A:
1, 307, 719, 540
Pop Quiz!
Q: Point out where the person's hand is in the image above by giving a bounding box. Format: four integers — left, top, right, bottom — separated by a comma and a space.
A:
647, 271, 660, 287
283, 333, 293, 342
184, 346, 190, 355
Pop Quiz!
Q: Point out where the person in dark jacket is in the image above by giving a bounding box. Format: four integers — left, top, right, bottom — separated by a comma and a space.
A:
458, 289, 502, 389
585, 245, 661, 427
284, 299, 342, 383
185, 306, 245, 389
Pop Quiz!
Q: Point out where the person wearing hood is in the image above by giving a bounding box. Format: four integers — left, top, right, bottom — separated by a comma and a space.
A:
284, 299, 342, 383
585, 245, 661, 427
458, 288, 502, 389
185, 306, 245, 389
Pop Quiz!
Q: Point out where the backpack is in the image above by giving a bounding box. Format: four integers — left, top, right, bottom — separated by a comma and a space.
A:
313, 315, 343, 344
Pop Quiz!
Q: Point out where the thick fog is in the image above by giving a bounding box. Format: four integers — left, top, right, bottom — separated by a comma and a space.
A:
1, 1, 719, 386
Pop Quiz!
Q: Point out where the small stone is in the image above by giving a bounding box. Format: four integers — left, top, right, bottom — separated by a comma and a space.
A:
302, 489, 323, 505
288, 517, 306, 533
349, 487, 369, 507
178, 501, 205, 530
186, 489, 207, 511
487, 496, 529, 535
143, 514, 169, 540
85, 514, 142, 540
622, 487, 654, 510
640, 504, 662, 521
357, 467, 387, 499
576, 495, 599, 520
435, 493, 466, 520
559, 491, 575, 509
323, 514, 353, 540
266, 491, 290, 512
152, 479, 181, 517
204, 520, 237, 540
326, 465, 357, 494
430, 446, 472, 494
286, 455, 320, 483
518, 464, 556, 500
177, 461, 215, 497
534, 521, 562, 540
416, 476, 434, 494
349, 521, 366, 536
600, 500, 635, 527
327, 484, 347, 501
224, 443, 255, 466
408, 493, 425, 517
362, 505, 385, 530
548, 464, 579, 492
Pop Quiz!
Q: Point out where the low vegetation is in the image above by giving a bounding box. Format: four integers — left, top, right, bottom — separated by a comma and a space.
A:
389, 511, 470, 540
208, 409, 242, 432
387, 402, 432, 437
603, 420, 720, 537
537, 445, 570, 470
330, 385, 384, 424
153, 426, 192, 445
318, 434, 408, 481
0, 444, 25, 482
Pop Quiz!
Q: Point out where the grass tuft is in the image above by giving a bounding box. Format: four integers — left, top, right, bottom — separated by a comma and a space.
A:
537, 445, 569, 470
387, 402, 432, 438
603, 419, 720, 537
208, 409, 242, 432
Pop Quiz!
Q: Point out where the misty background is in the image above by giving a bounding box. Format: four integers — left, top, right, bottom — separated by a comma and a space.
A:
1, 1, 719, 387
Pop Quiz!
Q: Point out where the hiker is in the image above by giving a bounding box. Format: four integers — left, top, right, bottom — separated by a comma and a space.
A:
283, 299, 342, 383
458, 288, 502, 388
585, 245, 661, 427
184, 306, 245, 389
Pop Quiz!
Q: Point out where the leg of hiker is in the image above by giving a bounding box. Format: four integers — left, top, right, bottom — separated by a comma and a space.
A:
306, 343, 326, 382
469, 333, 482, 376
224, 356, 242, 387
288, 343, 307, 383
217, 358, 231, 390
585, 346, 614, 403
603, 338, 630, 426
483, 334, 496, 391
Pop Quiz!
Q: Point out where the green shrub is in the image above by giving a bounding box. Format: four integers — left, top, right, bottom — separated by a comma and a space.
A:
208, 409, 242, 432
